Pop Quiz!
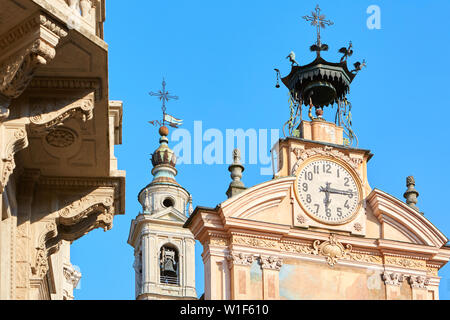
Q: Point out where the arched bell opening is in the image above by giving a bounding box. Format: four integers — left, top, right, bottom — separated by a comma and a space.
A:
159, 244, 179, 285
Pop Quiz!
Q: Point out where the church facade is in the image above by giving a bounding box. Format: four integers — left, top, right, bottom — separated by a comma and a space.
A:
0, 0, 125, 300
185, 122, 450, 300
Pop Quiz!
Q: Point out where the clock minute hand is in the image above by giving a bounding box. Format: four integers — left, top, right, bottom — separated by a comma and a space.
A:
327, 187, 353, 196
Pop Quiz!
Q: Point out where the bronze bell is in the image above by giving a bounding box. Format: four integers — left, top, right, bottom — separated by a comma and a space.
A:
162, 258, 177, 275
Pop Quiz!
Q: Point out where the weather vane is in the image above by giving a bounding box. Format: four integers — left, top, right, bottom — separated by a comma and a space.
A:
303, 4, 334, 56
148, 78, 183, 128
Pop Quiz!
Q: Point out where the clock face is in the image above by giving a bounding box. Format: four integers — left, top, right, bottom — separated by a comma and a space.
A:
295, 158, 361, 225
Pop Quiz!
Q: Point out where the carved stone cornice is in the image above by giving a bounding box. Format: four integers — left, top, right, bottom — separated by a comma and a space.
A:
28, 92, 95, 133
0, 13, 68, 110
29, 77, 102, 101
259, 256, 283, 271
226, 252, 254, 268
382, 272, 405, 286
0, 123, 28, 192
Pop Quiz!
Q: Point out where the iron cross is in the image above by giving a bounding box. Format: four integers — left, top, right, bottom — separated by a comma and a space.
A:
149, 78, 179, 117
302, 5, 334, 47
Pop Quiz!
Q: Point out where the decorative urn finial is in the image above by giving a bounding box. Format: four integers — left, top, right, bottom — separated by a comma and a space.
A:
404, 176, 422, 214
226, 149, 246, 198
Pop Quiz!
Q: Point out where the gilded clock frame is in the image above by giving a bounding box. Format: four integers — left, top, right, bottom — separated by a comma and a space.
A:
293, 155, 363, 226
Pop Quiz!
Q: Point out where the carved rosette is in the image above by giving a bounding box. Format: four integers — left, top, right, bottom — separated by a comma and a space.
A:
382, 272, 405, 286
259, 256, 283, 271
312, 234, 352, 267
226, 252, 254, 268
291, 146, 363, 180
0, 13, 68, 111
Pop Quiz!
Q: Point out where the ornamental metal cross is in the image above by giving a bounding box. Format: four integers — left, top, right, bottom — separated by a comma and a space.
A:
302, 5, 334, 47
149, 78, 179, 121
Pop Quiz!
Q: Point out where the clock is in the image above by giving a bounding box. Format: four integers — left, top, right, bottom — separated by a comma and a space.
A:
295, 157, 362, 225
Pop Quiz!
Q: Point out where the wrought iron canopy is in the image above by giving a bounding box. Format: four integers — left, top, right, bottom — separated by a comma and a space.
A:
281, 56, 355, 107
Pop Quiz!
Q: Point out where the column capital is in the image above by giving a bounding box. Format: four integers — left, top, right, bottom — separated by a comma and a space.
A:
382, 272, 405, 286
259, 256, 283, 271
226, 252, 254, 268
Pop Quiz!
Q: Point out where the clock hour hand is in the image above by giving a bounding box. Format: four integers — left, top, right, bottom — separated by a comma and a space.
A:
319, 183, 332, 207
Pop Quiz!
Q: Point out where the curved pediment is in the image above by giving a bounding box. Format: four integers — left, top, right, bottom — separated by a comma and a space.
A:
367, 189, 448, 248
221, 177, 295, 224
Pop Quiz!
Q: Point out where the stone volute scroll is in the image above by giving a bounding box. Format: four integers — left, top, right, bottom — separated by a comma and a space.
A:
226, 149, 247, 198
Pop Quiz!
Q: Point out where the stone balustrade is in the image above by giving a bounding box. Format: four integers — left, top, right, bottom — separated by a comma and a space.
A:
61, 0, 103, 36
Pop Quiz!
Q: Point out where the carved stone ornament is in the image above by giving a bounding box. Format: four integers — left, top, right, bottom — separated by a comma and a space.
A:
0, 124, 28, 192
32, 222, 59, 279
0, 13, 68, 113
312, 234, 352, 267
259, 256, 283, 271
232, 235, 279, 250
45, 128, 76, 148
29, 94, 94, 133
57, 192, 116, 241
226, 252, 254, 268
409, 275, 430, 289
382, 272, 405, 286
59, 194, 114, 225
291, 146, 363, 180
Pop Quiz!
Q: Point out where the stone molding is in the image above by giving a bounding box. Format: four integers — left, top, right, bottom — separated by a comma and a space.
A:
29, 77, 102, 101
0, 13, 68, 109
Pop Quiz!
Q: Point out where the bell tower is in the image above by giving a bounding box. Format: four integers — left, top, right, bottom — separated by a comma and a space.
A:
127, 126, 197, 300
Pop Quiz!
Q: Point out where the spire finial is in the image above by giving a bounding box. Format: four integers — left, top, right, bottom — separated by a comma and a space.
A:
226, 149, 246, 198
404, 176, 422, 214
303, 4, 334, 56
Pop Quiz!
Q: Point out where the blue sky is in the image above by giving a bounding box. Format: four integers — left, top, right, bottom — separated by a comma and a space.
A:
71, 0, 450, 299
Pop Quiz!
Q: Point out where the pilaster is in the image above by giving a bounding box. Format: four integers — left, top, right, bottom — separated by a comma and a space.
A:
226, 252, 254, 300
259, 256, 283, 300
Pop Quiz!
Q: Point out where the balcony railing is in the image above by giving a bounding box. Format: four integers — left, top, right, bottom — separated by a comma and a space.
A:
160, 275, 179, 286
58, 0, 105, 37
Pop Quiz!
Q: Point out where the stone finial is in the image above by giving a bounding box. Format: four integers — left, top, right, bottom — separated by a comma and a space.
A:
403, 176, 421, 214
226, 149, 246, 198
